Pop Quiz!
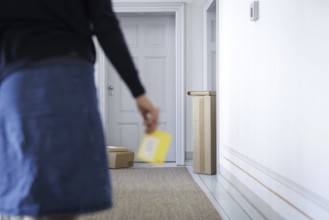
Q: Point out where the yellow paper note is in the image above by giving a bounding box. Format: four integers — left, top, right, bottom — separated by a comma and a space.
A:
137, 130, 172, 164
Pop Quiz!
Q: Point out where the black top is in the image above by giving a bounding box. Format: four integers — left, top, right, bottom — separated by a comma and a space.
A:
0, 0, 145, 97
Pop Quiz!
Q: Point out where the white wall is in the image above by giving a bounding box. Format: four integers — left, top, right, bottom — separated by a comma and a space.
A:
218, 0, 329, 219
112, 0, 205, 154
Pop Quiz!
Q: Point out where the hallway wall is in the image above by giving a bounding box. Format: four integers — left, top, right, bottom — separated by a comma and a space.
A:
218, 0, 329, 219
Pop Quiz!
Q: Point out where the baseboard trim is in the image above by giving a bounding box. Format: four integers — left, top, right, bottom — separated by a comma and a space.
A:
221, 146, 329, 219
219, 167, 284, 220
187, 166, 251, 220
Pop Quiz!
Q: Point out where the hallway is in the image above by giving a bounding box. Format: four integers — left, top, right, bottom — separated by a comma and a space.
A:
1, 0, 328, 219
105, 0, 329, 219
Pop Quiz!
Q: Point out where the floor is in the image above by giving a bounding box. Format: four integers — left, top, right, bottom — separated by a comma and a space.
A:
0, 162, 249, 220
133, 162, 251, 220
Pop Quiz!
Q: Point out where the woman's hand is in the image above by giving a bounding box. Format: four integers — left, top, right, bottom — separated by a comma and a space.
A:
136, 94, 159, 133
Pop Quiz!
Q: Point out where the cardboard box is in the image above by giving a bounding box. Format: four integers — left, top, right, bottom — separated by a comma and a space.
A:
188, 91, 216, 175
107, 146, 134, 169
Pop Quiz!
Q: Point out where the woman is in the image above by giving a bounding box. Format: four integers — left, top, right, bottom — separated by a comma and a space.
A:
0, 0, 159, 219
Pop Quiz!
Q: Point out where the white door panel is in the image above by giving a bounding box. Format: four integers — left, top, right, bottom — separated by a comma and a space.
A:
105, 15, 176, 161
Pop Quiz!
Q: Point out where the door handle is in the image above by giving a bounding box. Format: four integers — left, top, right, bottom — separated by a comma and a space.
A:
108, 86, 114, 96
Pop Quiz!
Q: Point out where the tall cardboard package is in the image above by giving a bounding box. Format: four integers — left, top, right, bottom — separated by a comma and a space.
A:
188, 91, 216, 175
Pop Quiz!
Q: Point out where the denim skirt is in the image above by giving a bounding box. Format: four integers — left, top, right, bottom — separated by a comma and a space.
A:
0, 58, 112, 217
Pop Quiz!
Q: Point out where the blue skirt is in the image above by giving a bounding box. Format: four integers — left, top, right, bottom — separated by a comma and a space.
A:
0, 58, 112, 217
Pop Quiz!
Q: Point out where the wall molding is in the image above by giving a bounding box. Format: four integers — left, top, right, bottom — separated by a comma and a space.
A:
220, 146, 329, 219
219, 166, 283, 220
96, 1, 186, 165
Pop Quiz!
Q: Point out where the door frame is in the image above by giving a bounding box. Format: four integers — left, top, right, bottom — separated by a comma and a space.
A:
95, 2, 186, 165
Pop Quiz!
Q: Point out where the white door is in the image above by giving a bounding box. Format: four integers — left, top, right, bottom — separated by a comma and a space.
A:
105, 15, 176, 162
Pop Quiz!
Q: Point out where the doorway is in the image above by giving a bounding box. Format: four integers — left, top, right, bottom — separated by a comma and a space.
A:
203, 0, 219, 172
94, 2, 186, 165
105, 14, 176, 162
204, 0, 217, 91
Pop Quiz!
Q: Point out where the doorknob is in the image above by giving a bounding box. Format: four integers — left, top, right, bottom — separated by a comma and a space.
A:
108, 86, 114, 96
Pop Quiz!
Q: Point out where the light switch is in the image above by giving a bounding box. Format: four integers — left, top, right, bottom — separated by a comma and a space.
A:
250, 1, 259, 21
